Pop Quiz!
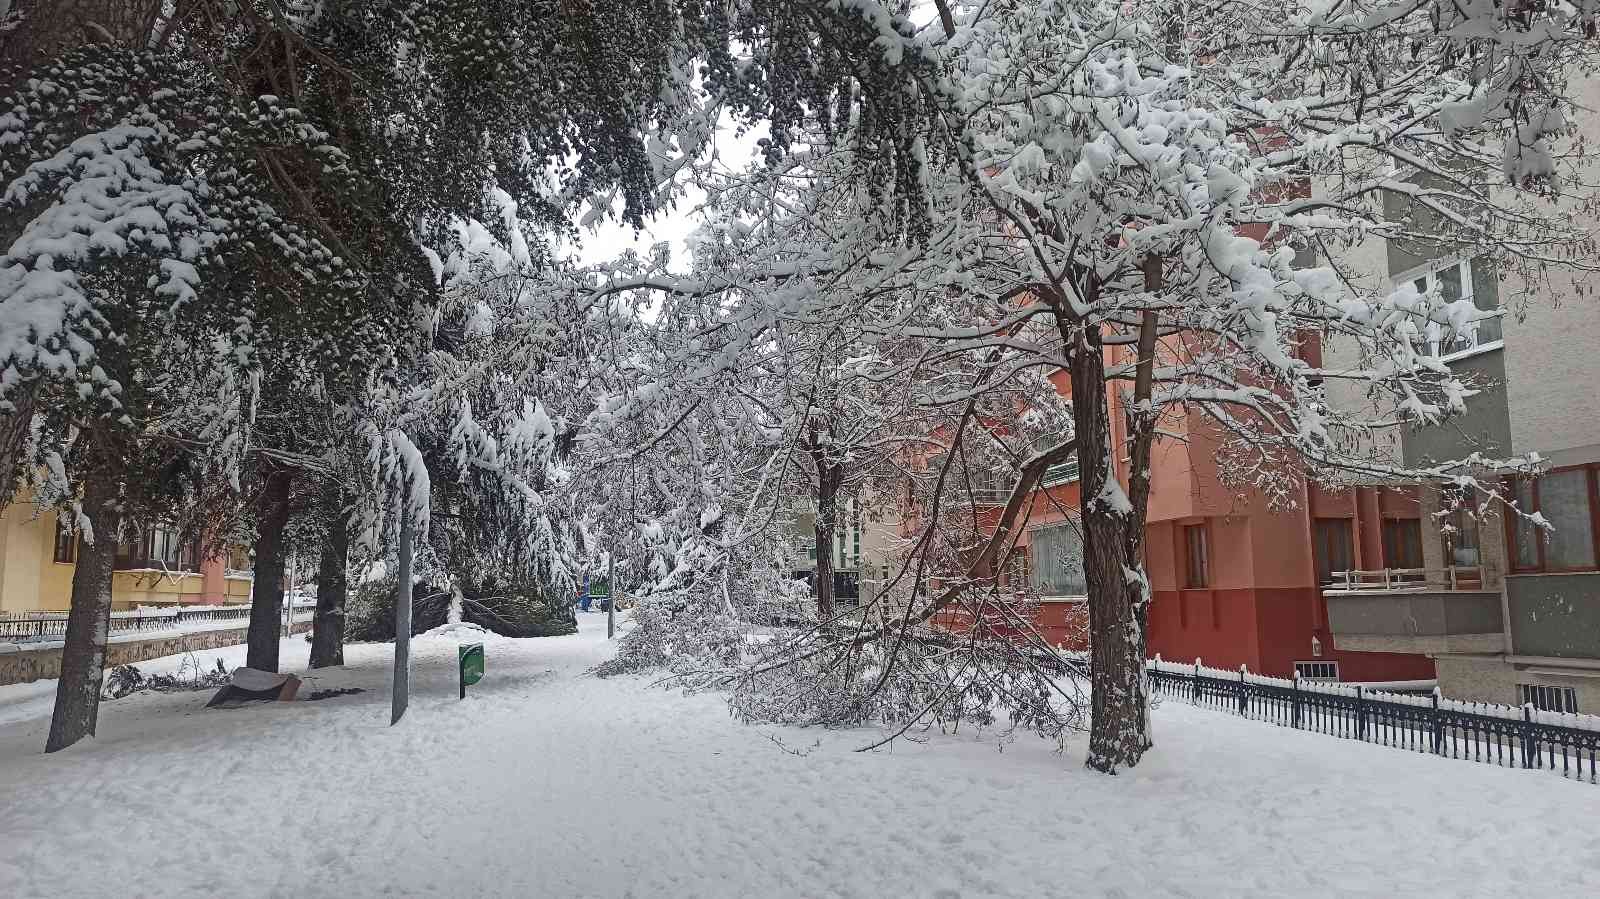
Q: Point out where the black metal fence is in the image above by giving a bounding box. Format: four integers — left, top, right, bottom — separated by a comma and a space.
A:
1146, 658, 1600, 785
0, 605, 254, 644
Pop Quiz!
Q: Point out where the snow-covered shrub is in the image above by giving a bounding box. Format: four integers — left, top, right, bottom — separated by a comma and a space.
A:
595, 512, 814, 680
727, 627, 1086, 745
101, 666, 146, 701
345, 574, 575, 640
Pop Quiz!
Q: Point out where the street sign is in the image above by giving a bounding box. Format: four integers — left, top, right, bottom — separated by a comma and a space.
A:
459, 642, 485, 699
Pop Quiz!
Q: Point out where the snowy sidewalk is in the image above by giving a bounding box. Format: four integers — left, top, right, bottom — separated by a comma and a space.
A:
0, 616, 1595, 898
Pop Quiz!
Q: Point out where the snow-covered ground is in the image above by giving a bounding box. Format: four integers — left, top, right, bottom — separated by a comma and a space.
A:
0, 616, 1595, 898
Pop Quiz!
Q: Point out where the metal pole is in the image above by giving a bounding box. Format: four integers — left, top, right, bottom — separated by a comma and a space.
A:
391, 515, 414, 726
285, 549, 296, 636
607, 544, 616, 640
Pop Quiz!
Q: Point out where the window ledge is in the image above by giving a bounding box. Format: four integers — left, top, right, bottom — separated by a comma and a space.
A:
1439, 339, 1503, 365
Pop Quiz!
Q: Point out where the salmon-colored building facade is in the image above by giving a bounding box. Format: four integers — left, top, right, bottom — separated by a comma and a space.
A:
953, 342, 1437, 684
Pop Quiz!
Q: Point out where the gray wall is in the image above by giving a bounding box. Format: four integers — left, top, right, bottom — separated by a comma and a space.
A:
1400, 348, 1512, 467
1326, 590, 1503, 638
1507, 572, 1600, 659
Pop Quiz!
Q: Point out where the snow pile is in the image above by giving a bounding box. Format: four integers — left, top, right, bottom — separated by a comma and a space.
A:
0, 616, 1595, 897
416, 621, 494, 642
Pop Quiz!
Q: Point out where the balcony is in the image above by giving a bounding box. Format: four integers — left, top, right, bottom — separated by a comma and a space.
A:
1323, 567, 1504, 655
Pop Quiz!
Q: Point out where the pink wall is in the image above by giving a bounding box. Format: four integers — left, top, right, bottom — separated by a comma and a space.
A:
1149, 588, 1261, 671
199, 555, 227, 605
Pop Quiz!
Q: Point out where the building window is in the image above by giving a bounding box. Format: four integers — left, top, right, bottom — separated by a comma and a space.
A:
1403, 256, 1502, 358
1029, 522, 1086, 596
1520, 684, 1579, 714
1312, 518, 1353, 585
1509, 478, 1541, 570
1184, 523, 1210, 588
1381, 518, 1422, 570
150, 526, 185, 570
1295, 661, 1340, 681
115, 527, 143, 570
1438, 489, 1481, 568
113, 523, 202, 571
53, 517, 76, 563
1506, 466, 1600, 573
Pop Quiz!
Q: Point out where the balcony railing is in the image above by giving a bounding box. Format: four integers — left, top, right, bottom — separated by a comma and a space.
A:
1040, 459, 1080, 488
953, 486, 1011, 506
1324, 566, 1484, 593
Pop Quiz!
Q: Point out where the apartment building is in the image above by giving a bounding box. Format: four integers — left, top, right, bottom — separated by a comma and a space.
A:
1320, 187, 1600, 712
1001, 361, 1437, 681
781, 493, 901, 609
0, 499, 252, 614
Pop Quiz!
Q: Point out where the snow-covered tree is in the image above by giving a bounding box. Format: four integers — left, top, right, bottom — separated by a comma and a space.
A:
581, 0, 1600, 773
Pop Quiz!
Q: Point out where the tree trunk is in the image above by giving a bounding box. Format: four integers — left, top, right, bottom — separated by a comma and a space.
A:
813, 461, 839, 622
0, 386, 38, 512
247, 467, 293, 672
308, 491, 349, 669
45, 466, 121, 753
1069, 317, 1153, 774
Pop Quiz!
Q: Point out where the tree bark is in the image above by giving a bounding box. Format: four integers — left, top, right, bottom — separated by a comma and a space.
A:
813, 487, 836, 621
247, 466, 293, 672
0, 386, 38, 512
1069, 313, 1153, 774
810, 443, 841, 623
45, 466, 121, 753
308, 490, 348, 669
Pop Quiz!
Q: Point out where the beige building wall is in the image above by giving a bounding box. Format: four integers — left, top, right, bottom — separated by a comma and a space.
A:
1436, 655, 1600, 712
1501, 287, 1600, 466
0, 502, 251, 614
0, 504, 51, 612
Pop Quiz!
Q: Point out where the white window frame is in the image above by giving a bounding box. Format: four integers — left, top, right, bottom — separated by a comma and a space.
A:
1389, 254, 1504, 363
1294, 661, 1340, 682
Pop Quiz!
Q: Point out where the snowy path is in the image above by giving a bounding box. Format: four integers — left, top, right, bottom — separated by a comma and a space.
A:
0, 616, 1595, 898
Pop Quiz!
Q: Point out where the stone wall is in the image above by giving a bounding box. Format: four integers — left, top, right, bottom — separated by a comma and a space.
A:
0, 620, 312, 687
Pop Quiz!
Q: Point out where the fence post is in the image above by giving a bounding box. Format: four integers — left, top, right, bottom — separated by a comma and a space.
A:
1522, 703, 1536, 769
1292, 672, 1301, 730
1238, 665, 1248, 716
1356, 685, 1366, 742
1440, 687, 1452, 751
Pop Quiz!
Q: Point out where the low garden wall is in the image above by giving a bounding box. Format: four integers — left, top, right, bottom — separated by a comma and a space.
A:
0, 620, 312, 686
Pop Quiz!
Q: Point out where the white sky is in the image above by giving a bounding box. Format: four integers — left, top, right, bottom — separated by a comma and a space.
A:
566, 118, 767, 269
